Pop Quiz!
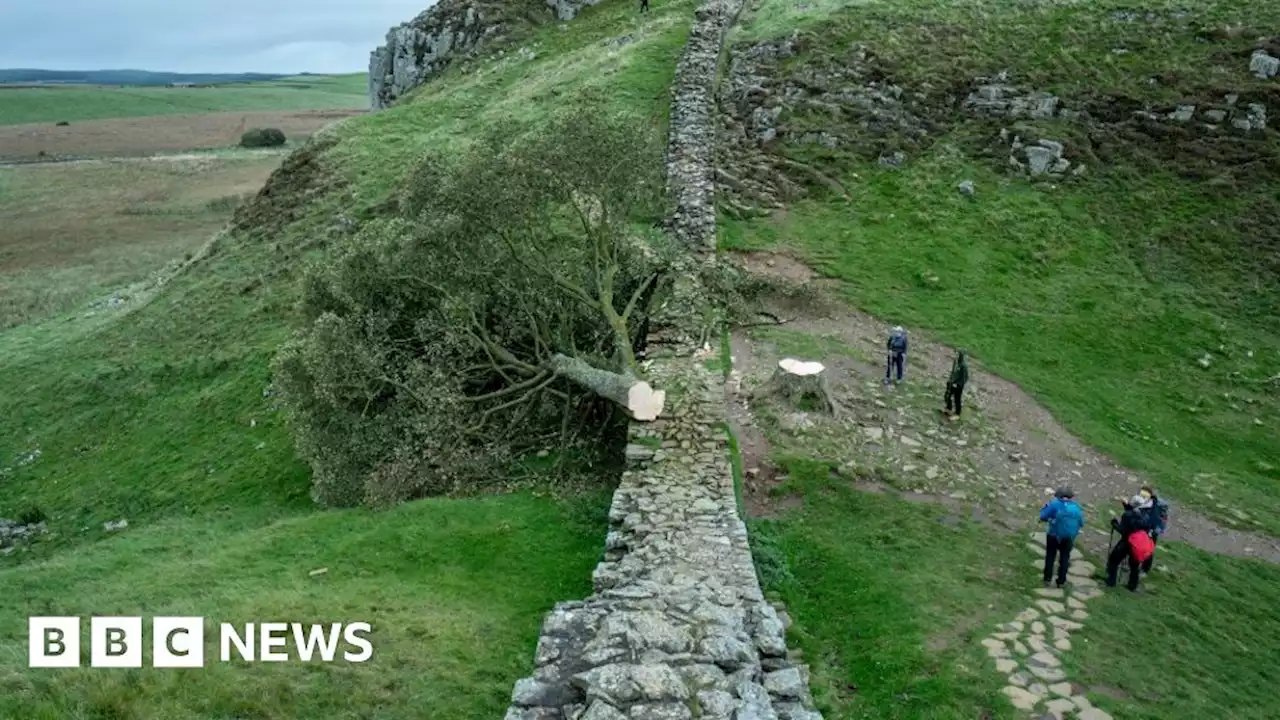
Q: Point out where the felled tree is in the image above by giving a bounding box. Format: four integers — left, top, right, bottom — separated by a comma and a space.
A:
273, 105, 673, 507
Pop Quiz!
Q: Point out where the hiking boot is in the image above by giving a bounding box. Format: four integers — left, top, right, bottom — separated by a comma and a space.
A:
1042, 579, 1052, 588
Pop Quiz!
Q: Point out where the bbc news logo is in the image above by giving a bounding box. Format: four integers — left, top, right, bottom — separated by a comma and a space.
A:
29, 617, 373, 668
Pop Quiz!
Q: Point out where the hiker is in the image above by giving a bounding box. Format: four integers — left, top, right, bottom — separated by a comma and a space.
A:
1139, 485, 1169, 575
885, 325, 908, 385
1039, 487, 1084, 588
1106, 494, 1155, 592
944, 349, 968, 420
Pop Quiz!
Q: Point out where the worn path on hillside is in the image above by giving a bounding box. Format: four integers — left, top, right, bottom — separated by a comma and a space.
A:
725, 251, 1280, 566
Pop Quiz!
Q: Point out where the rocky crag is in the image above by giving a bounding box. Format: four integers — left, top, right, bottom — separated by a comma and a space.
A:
502, 0, 824, 717
368, 0, 602, 109
715, 30, 1276, 212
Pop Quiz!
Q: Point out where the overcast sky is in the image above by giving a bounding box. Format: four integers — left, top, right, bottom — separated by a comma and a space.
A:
0, 0, 435, 74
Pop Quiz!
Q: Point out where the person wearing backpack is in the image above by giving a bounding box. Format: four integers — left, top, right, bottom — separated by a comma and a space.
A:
1139, 485, 1168, 574
944, 349, 969, 421
1106, 494, 1156, 592
1039, 487, 1085, 587
885, 326, 908, 385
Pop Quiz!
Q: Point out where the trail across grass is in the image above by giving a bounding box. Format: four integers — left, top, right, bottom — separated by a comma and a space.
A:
721, 154, 1280, 535
718, 0, 1280, 533
749, 458, 1024, 720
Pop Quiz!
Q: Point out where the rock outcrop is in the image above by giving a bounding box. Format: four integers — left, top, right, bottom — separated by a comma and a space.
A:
715, 37, 940, 211
504, 0, 824, 717
1250, 50, 1279, 80
368, 1, 497, 109
368, 0, 602, 109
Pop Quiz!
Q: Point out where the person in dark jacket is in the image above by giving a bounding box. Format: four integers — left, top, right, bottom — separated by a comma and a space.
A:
944, 350, 968, 420
1139, 485, 1168, 574
885, 326, 908, 385
1106, 494, 1155, 591
1039, 487, 1084, 587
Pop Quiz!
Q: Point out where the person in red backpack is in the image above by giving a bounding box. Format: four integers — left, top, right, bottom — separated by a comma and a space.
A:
1106, 494, 1155, 592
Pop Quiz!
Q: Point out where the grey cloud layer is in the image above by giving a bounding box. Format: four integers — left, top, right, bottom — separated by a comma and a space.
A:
0, 0, 434, 73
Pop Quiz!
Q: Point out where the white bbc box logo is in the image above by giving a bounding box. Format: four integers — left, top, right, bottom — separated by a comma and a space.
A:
91, 616, 143, 667
29, 616, 201, 668
154, 617, 205, 667
29, 617, 80, 668
28, 617, 370, 667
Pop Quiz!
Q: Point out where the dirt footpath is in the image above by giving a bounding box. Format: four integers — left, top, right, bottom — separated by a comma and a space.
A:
726, 251, 1280, 565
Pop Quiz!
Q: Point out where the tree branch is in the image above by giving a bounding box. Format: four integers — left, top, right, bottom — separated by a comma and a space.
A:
462, 369, 553, 403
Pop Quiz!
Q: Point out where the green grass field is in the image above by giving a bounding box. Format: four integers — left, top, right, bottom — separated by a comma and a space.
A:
0, 491, 608, 719
0, 75, 368, 125
0, 0, 696, 716
750, 458, 1280, 720
2, 0, 1278, 716
749, 458, 1025, 720
0, 153, 285, 328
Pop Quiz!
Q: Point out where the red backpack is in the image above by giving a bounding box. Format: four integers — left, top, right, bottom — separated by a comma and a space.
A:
1128, 531, 1155, 563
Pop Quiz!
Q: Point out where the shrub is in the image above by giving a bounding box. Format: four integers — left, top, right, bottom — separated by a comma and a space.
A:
17, 506, 47, 526
239, 128, 287, 148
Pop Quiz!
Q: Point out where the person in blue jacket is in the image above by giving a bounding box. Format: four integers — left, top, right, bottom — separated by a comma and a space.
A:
1039, 487, 1085, 588
885, 326, 908, 384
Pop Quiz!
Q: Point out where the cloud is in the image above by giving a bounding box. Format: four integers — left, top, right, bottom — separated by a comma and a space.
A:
0, 0, 435, 73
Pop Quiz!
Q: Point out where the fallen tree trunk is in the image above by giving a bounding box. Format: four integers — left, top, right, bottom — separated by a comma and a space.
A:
548, 353, 665, 421
753, 358, 841, 415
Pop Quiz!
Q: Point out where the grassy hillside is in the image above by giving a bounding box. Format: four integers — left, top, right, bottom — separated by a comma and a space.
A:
722, 0, 1280, 532
0, 75, 368, 125
0, 1, 695, 716
722, 0, 1280, 717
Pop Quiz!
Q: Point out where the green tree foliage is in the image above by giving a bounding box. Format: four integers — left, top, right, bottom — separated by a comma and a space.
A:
273, 106, 671, 507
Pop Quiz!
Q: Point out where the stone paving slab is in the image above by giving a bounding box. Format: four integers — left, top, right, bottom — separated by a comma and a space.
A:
977, 533, 1116, 719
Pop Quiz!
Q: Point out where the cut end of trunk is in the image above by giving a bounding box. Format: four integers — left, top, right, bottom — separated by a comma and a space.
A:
779, 358, 825, 376
628, 381, 666, 421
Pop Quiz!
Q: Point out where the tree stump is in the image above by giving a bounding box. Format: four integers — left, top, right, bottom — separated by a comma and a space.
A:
754, 358, 841, 415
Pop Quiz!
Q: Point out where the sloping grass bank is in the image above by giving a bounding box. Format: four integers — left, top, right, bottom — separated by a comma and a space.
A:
0, 1, 695, 716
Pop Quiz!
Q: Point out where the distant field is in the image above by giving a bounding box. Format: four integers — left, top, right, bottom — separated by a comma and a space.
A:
0, 109, 367, 162
0, 74, 368, 125
0, 153, 283, 327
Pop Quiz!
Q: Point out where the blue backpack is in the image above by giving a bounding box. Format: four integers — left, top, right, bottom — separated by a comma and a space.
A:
1045, 500, 1084, 539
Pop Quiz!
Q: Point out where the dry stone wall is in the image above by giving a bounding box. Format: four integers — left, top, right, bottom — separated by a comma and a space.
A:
503, 0, 824, 717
